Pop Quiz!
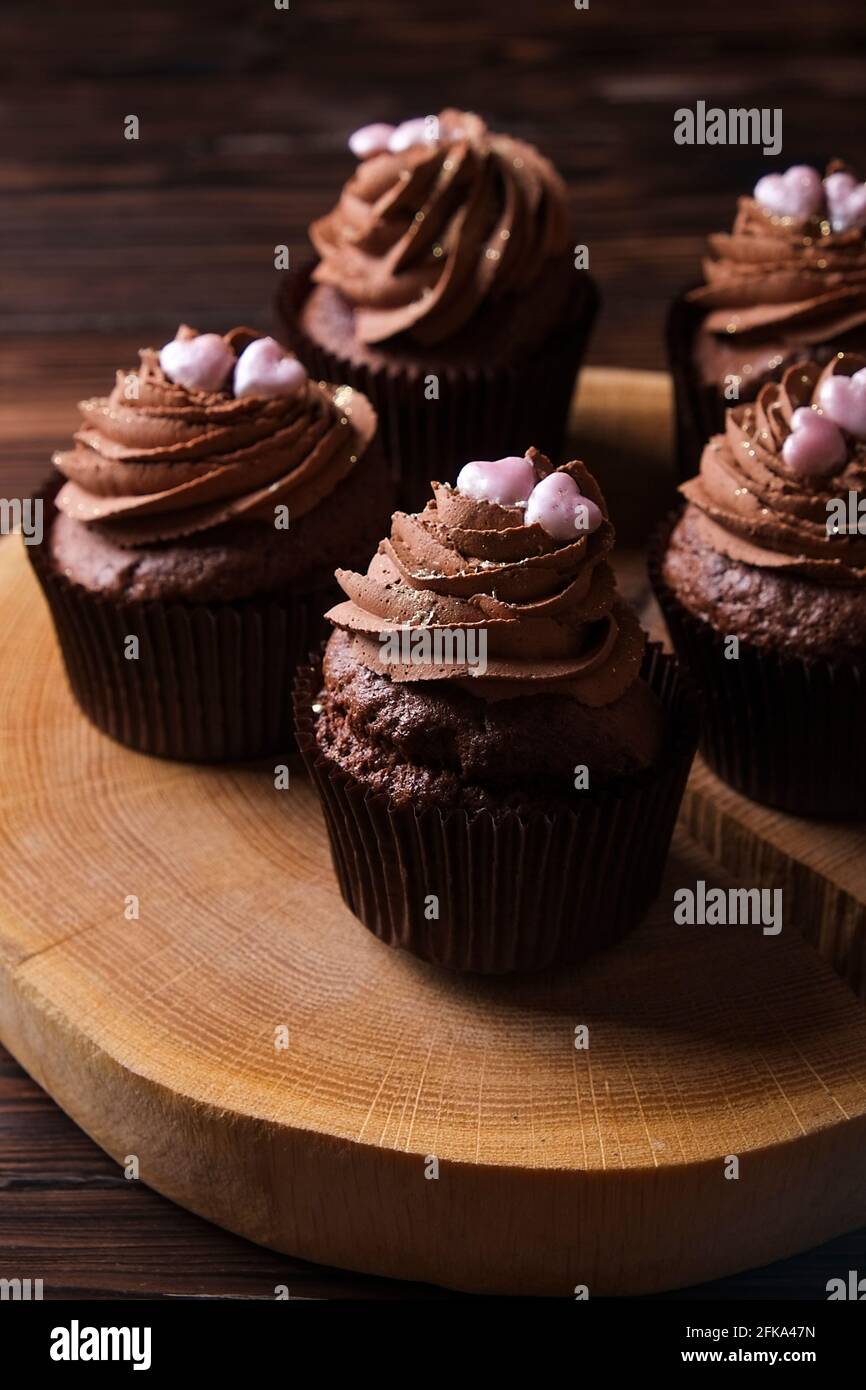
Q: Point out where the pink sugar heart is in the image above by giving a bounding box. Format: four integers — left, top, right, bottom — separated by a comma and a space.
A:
455, 455, 537, 506
782, 406, 847, 477
349, 123, 396, 159
233, 338, 308, 400
824, 171, 866, 232
159, 333, 235, 393
388, 117, 434, 153
525, 472, 603, 541
753, 164, 823, 220
818, 367, 866, 440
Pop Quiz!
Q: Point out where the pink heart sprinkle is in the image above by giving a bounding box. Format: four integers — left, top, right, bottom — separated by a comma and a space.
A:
824, 171, 866, 232
818, 367, 866, 440
233, 338, 308, 400
349, 123, 396, 159
455, 455, 537, 506
753, 165, 823, 220
525, 472, 603, 541
781, 407, 847, 477
388, 117, 434, 153
159, 333, 235, 393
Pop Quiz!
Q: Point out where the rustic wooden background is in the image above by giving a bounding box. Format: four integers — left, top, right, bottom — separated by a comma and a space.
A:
5, 0, 866, 500
3, 0, 866, 1299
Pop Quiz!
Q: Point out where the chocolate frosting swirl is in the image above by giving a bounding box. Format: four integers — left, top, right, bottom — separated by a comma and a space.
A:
682, 355, 866, 582
326, 450, 645, 706
688, 163, 866, 343
310, 109, 570, 346
53, 326, 377, 546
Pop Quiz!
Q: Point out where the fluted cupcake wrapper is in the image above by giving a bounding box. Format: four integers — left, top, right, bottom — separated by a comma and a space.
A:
27, 491, 336, 762
293, 646, 700, 974
649, 514, 866, 818
276, 262, 599, 512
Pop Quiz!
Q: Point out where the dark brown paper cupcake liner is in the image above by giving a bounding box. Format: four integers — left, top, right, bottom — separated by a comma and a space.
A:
27, 491, 337, 762
293, 646, 700, 973
276, 262, 599, 512
667, 286, 726, 484
649, 513, 866, 818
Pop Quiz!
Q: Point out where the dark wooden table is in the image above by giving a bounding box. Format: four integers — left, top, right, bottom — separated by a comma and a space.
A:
2, 0, 866, 1299
5, 0, 866, 501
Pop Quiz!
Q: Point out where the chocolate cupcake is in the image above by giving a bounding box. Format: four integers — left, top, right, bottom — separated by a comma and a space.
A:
277, 110, 598, 509
295, 449, 699, 973
670, 161, 866, 479
28, 325, 390, 761
652, 355, 866, 817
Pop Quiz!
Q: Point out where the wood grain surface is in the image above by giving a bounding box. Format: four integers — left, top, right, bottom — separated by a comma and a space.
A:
3, 1030, 866, 1303
4, 0, 866, 1302
4, 0, 866, 486
2, 532, 866, 1295
683, 761, 866, 1001
3, 348, 866, 1294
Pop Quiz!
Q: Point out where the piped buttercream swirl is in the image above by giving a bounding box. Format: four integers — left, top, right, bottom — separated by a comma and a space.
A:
682, 355, 866, 581
326, 449, 645, 705
688, 163, 866, 344
53, 326, 377, 546
309, 109, 571, 346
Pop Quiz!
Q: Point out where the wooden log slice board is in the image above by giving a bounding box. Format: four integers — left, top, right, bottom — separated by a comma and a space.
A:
2, 370, 866, 1296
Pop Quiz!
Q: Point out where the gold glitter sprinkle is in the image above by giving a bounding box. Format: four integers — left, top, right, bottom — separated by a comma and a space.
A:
443, 159, 453, 171
349, 454, 357, 464
817, 258, 828, 269
432, 244, 443, 258
414, 211, 424, 222
820, 219, 831, 236
500, 229, 510, 240
485, 248, 500, 260
513, 157, 524, 169
333, 385, 354, 410
726, 322, 737, 334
